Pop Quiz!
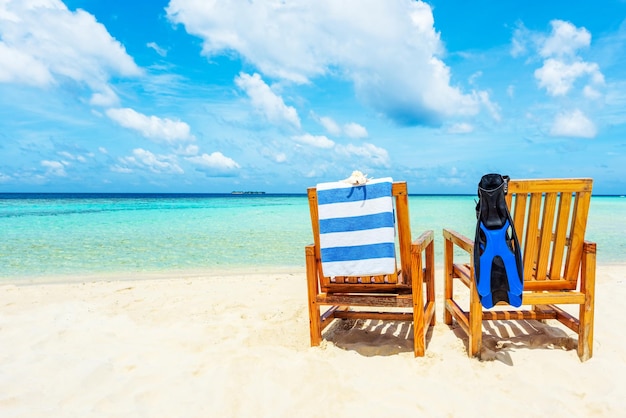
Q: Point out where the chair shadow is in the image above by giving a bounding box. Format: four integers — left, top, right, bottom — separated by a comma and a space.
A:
323, 318, 433, 357
450, 319, 577, 365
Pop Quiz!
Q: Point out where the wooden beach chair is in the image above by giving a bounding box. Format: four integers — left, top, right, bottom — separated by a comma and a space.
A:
305, 180, 436, 357
443, 178, 596, 361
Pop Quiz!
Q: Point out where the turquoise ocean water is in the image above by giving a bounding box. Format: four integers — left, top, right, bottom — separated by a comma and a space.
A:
0, 193, 624, 281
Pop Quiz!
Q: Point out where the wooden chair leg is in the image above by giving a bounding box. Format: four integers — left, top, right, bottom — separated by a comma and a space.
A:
412, 245, 426, 357
578, 243, 596, 361
305, 247, 322, 346
426, 240, 436, 326
468, 277, 482, 357
443, 237, 453, 325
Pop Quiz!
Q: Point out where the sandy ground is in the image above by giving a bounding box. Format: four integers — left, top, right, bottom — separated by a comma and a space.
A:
1, 265, 625, 417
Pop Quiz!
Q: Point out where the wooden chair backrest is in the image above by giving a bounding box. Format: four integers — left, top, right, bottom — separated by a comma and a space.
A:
505, 178, 593, 291
308, 181, 412, 289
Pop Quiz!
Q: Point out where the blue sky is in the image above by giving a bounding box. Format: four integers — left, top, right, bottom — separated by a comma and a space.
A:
1, 0, 626, 194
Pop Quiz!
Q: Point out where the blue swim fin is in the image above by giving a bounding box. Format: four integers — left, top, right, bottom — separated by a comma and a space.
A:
473, 174, 524, 309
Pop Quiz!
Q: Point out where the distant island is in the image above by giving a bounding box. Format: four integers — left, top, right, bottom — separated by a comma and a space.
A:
231, 191, 266, 195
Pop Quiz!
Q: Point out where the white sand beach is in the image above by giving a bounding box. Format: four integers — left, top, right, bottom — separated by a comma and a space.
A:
1, 265, 625, 417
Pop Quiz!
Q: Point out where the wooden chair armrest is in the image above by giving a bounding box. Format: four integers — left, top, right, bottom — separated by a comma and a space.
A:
443, 228, 474, 254
583, 240, 597, 254
412, 230, 434, 253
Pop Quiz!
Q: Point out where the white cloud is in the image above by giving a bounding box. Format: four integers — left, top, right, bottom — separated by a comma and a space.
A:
41, 160, 67, 176
540, 20, 591, 58
314, 115, 367, 138
447, 123, 474, 134
550, 109, 597, 138
106, 108, 193, 143
344, 122, 368, 139
583, 85, 602, 100
0, 42, 52, 85
515, 20, 605, 98
0, 172, 11, 183
335, 143, 390, 167
293, 133, 335, 149
535, 59, 603, 96
507, 85, 515, 98
110, 165, 132, 174
167, 0, 481, 126
186, 152, 240, 170
57, 151, 88, 163
235, 73, 301, 129
175, 144, 199, 156
318, 116, 341, 136
0, 0, 141, 104
475, 91, 501, 121
89, 86, 119, 107
119, 148, 184, 174
147, 41, 167, 57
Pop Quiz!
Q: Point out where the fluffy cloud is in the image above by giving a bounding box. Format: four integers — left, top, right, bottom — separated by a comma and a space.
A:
535, 58, 603, 96
186, 152, 240, 171
106, 108, 193, 143
0, 172, 11, 183
186, 152, 241, 177
0, 0, 141, 105
235, 73, 301, 129
41, 160, 67, 177
539, 20, 591, 58
167, 0, 481, 126
514, 20, 604, 97
343, 123, 368, 139
317, 116, 342, 136
313, 115, 367, 138
550, 109, 597, 138
117, 148, 184, 174
447, 122, 474, 134
147, 42, 167, 57
335, 143, 390, 167
292, 134, 335, 149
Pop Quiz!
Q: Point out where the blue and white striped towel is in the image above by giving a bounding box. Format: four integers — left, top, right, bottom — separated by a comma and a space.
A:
316, 177, 396, 277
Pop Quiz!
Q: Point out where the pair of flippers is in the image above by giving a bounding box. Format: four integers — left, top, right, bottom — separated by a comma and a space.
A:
474, 173, 524, 309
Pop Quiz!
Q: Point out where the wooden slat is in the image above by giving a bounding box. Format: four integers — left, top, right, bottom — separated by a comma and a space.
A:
536, 192, 557, 280
508, 178, 593, 193
522, 291, 585, 305
480, 310, 556, 321
452, 263, 472, 288
523, 279, 577, 291
549, 191, 572, 280
394, 182, 411, 284
333, 310, 413, 321
317, 293, 414, 308
325, 282, 411, 294
564, 191, 592, 281
523, 193, 542, 280
442, 228, 473, 253
547, 304, 581, 333
445, 299, 470, 334
511, 193, 528, 248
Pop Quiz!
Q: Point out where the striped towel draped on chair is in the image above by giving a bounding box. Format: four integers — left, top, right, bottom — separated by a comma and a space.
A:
316, 177, 396, 277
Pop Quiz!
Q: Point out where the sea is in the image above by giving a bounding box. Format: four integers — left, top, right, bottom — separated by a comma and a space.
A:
0, 193, 624, 282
